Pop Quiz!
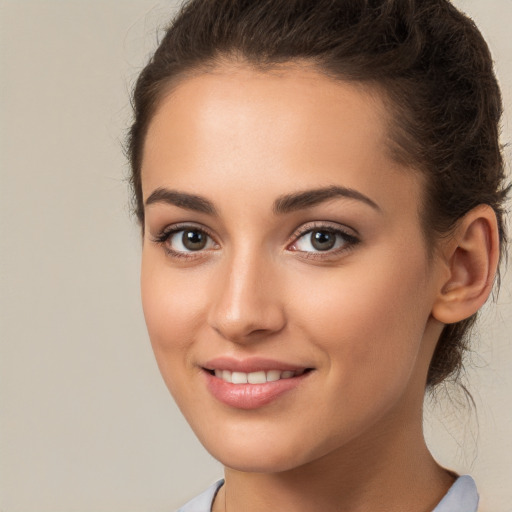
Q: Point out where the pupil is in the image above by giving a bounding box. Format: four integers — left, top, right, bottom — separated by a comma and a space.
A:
183, 230, 207, 250
311, 230, 335, 251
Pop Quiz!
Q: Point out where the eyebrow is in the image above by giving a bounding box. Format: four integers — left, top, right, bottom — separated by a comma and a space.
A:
272, 186, 381, 214
145, 187, 217, 215
144, 185, 380, 216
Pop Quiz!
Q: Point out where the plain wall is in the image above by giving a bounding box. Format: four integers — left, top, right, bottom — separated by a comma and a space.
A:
0, 1, 510, 511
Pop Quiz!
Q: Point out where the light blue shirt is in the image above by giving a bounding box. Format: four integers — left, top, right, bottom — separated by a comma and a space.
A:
177, 474, 478, 512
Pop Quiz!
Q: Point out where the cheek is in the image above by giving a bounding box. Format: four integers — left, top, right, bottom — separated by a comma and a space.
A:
140, 253, 206, 366
290, 251, 432, 393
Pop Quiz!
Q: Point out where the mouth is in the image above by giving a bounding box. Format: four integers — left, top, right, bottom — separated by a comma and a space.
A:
201, 362, 314, 409
203, 367, 313, 384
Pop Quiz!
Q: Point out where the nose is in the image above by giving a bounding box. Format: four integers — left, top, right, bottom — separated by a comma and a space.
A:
207, 250, 286, 343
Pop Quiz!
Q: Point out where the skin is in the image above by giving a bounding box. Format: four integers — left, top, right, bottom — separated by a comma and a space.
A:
139, 63, 499, 512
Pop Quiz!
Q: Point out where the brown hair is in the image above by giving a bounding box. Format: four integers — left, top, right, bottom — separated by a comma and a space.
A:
127, 0, 509, 389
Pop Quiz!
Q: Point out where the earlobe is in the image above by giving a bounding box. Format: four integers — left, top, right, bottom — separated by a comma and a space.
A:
432, 205, 500, 325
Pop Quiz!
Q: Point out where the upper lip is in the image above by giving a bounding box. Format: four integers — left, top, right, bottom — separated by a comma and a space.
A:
202, 356, 312, 373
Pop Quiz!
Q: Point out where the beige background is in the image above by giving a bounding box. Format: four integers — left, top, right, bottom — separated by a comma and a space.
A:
0, 1, 510, 511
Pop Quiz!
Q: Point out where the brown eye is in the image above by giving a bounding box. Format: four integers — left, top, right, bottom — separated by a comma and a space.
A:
310, 230, 336, 251
161, 227, 216, 254
182, 229, 207, 251
290, 225, 359, 255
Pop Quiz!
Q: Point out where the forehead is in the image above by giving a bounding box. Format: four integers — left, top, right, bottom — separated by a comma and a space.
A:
141, 63, 423, 218
144, 63, 389, 168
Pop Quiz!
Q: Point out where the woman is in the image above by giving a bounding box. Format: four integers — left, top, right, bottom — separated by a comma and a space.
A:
127, 1, 509, 510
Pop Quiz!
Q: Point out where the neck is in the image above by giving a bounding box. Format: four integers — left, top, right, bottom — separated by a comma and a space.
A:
214, 405, 454, 512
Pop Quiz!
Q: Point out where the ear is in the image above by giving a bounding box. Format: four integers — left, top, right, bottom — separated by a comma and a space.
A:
432, 204, 500, 324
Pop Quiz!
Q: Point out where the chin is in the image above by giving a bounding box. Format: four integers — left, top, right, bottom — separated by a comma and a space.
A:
212, 445, 307, 473
196, 427, 326, 474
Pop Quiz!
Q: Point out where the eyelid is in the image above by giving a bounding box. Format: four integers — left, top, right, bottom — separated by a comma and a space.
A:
286, 221, 361, 256
288, 221, 359, 242
150, 222, 217, 243
149, 222, 220, 260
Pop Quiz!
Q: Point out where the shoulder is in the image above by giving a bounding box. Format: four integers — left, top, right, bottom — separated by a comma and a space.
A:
176, 479, 224, 512
432, 474, 479, 512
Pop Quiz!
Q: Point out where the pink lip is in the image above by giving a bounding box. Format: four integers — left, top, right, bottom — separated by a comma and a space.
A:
202, 356, 307, 373
203, 371, 312, 411
201, 357, 314, 409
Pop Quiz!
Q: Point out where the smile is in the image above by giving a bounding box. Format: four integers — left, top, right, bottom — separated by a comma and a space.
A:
209, 368, 308, 384
202, 363, 313, 409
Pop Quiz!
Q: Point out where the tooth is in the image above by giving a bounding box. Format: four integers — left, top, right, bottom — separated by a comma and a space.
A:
266, 370, 281, 382
214, 369, 222, 378
281, 370, 295, 379
222, 370, 232, 383
231, 371, 248, 384
248, 371, 266, 384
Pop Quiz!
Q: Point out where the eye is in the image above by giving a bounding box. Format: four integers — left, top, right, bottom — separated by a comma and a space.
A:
289, 226, 359, 254
168, 229, 216, 253
170, 229, 213, 252
152, 225, 218, 257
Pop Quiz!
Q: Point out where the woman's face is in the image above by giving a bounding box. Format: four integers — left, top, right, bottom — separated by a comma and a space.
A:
140, 64, 446, 472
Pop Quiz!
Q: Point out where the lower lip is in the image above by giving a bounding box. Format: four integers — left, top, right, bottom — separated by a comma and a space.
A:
204, 370, 311, 410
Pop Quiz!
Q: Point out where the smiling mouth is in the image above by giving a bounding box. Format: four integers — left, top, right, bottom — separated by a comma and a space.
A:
202, 365, 314, 409
204, 368, 313, 384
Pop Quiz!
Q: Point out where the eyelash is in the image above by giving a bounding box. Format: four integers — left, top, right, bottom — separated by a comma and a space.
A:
150, 223, 218, 259
151, 222, 360, 261
287, 222, 360, 260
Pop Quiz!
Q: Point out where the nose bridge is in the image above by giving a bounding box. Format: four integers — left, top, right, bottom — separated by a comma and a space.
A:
208, 243, 285, 342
